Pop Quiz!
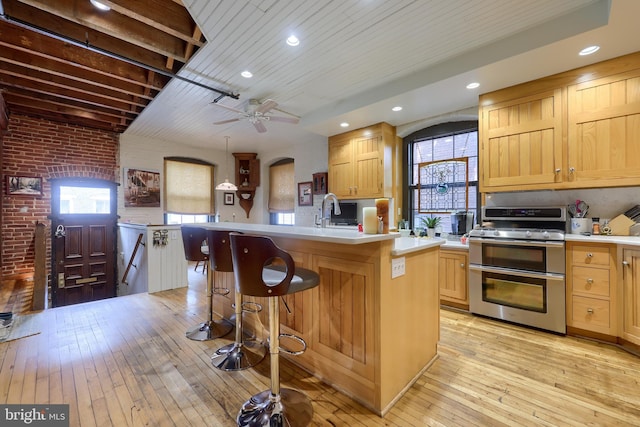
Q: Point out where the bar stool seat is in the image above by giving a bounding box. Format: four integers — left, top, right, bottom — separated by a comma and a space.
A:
207, 229, 266, 371
182, 226, 232, 341
230, 233, 319, 427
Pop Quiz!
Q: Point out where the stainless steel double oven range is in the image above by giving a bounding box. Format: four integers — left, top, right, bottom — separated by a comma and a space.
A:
469, 207, 567, 334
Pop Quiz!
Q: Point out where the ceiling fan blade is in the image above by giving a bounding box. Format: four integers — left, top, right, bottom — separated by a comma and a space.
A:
269, 116, 300, 124
255, 99, 278, 114
213, 118, 240, 125
253, 121, 267, 133
211, 102, 245, 114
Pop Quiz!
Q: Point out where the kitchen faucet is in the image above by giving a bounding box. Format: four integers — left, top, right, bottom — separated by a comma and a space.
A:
320, 193, 341, 228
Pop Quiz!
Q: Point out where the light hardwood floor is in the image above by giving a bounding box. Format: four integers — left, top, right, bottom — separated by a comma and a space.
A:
1, 267, 639, 426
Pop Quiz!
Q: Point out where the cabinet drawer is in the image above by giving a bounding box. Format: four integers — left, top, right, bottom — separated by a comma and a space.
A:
571, 245, 611, 267
571, 266, 610, 297
571, 295, 610, 330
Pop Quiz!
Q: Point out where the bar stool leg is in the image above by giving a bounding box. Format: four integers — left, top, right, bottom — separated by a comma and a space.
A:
237, 297, 313, 427
211, 291, 266, 370
186, 265, 232, 341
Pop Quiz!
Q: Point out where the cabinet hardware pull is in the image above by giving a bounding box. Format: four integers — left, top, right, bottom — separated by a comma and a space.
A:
587, 253, 593, 258
622, 260, 630, 266
587, 308, 594, 314
586, 278, 593, 284
460, 263, 465, 268
569, 167, 575, 174
555, 168, 561, 174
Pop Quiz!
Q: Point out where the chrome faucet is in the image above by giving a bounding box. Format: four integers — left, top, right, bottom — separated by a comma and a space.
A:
320, 193, 341, 228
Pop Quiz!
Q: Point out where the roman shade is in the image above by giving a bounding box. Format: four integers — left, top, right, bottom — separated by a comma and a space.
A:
268, 160, 294, 213
164, 158, 214, 214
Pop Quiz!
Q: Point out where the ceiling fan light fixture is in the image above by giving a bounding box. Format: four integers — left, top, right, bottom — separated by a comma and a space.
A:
216, 136, 238, 191
90, 0, 111, 11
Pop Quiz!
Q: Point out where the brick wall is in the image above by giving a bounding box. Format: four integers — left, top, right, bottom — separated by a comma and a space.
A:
1, 114, 119, 279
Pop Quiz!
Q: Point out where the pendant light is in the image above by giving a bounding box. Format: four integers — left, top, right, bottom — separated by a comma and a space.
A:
215, 136, 238, 191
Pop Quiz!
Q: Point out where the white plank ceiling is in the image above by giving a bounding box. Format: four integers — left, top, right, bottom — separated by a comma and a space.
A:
125, 0, 640, 152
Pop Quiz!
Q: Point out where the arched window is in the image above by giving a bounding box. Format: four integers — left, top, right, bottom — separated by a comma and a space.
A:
405, 121, 479, 235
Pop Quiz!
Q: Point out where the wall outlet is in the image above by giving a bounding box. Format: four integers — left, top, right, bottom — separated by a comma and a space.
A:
391, 257, 405, 279
171, 231, 178, 240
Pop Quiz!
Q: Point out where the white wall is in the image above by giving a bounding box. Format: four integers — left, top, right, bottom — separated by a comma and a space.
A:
119, 132, 330, 225
256, 134, 328, 227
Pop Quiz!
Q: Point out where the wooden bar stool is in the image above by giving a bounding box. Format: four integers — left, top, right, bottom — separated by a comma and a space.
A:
207, 230, 266, 371
182, 226, 232, 341
230, 233, 319, 427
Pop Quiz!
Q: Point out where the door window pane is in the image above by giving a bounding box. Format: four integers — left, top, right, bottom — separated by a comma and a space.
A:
59, 186, 111, 214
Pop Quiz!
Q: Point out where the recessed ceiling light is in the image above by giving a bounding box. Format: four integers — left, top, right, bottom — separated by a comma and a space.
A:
286, 35, 300, 47
466, 82, 480, 89
90, 0, 111, 11
579, 45, 600, 56
240, 70, 253, 78
392, 106, 402, 112
340, 122, 349, 128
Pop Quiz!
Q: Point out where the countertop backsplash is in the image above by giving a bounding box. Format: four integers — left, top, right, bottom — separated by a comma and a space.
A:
484, 187, 640, 223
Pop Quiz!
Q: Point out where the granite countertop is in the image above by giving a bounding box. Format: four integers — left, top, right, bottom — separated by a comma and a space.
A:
564, 233, 640, 246
199, 222, 398, 244
391, 236, 445, 256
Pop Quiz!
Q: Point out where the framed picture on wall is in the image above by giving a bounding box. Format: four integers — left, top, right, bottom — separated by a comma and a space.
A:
298, 181, 312, 206
124, 168, 160, 208
224, 192, 235, 205
6, 176, 43, 196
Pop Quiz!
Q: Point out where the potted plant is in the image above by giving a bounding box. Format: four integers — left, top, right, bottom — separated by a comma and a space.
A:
421, 217, 441, 238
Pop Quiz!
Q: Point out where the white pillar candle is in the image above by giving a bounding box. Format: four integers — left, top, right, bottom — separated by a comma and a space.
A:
363, 207, 378, 234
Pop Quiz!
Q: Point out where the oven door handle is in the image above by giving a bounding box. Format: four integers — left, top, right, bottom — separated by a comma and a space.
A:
469, 264, 565, 281
468, 238, 565, 248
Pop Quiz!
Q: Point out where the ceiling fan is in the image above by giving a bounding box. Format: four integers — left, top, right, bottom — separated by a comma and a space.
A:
212, 99, 300, 133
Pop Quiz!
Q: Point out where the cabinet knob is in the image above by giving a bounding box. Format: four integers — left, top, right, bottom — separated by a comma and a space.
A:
587, 253, 593, 258
569, 167, 576, 174
460, 263, 465, 268
622, 260, 630, 267
587, 308, 594, 314
586, 278, 593, 284
555, 168, 561, 174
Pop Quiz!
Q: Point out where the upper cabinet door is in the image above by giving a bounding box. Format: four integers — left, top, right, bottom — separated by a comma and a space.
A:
480, 89, 563, 192
567, 69, 640, 188
352, 134, 383, 198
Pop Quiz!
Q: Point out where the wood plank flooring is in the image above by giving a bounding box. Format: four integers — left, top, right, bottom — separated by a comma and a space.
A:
1, 267, 639, 426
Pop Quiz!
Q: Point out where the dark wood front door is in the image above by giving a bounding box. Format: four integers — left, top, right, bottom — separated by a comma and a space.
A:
50, 179, 118, 307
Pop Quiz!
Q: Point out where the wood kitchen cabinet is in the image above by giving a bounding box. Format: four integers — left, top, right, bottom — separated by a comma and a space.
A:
439, 249, 468, 310
479, 89, 563, 192
620, 247, 640, 347
479, 52, 640, 192
566, 242, 617, 338
328, 122, 396, 199
566, 68, 640, 188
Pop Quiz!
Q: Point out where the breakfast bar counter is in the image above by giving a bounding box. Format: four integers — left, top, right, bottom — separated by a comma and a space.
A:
199, 223, 442, 415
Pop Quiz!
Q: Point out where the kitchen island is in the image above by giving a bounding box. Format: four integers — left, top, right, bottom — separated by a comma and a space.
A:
200, 223, 442, 415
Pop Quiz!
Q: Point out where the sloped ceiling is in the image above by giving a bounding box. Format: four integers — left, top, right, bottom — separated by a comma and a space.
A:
2, 0, 640, 152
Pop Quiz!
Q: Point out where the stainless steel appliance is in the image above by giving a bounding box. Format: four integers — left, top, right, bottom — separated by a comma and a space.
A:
451, 211, 474, 235
468, 206, 567, 334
